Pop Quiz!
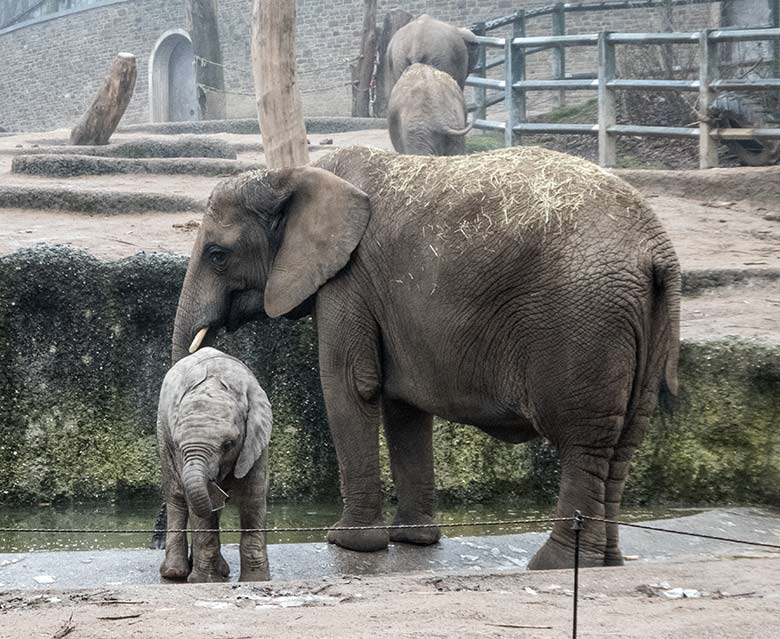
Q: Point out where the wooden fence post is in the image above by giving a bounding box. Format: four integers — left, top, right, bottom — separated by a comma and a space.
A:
69, 53, 137, 146
351, 0, 377, 117
552, 3, 566, 108
699, 29, 719, 169
373, 8, 413, 117
597, 31, 617, 167
475, 22, 488, 123
186, 0, 225, 120
505, 11, 526, 147
251, 0, 309, 169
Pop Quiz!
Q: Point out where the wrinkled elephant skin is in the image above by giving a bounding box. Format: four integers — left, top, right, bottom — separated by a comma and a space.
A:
172, 146, 681, 570
157, 347, 273, 583
388, 64, 471, 156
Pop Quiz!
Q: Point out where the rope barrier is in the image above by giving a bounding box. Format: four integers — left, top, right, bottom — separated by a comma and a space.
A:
3, 511, 778, 639
194, 55, 360, 78
0, 517, 567, 536
584, 515, 780, 550
2, 515, 778, 550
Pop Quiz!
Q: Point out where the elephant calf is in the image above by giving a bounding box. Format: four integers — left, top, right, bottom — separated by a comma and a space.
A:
386, 14, 479, 93
388, 64, 472, 156
157, 347, 273, 583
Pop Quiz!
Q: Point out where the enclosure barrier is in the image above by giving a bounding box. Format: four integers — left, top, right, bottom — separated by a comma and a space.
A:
466, 24, 780, 168
2, 513, 779, 638
469, 0, 780, 107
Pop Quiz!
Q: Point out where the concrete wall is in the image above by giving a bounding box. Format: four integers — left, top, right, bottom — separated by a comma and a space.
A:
1, 247, 779, 507
0, 0, 727, 131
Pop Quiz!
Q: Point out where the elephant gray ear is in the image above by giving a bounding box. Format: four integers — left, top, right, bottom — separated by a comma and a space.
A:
264, 167, 371, 318
459, 28, 480, 74
235, 379, 273, 479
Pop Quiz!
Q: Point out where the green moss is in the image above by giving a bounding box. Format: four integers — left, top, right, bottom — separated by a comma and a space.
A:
1, 248, 778, 508
626, 339, 780, 506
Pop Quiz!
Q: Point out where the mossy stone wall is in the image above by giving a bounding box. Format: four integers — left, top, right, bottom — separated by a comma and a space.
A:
1, 247, 778, 507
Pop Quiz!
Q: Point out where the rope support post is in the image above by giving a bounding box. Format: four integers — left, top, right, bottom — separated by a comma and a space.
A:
571, 510, 585, 639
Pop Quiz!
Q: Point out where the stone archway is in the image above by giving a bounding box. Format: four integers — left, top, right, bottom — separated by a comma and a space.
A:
149, 29, 198, 123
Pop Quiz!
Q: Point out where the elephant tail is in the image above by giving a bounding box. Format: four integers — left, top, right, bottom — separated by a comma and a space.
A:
444, 121, 473, 137
653, 254, 681, 397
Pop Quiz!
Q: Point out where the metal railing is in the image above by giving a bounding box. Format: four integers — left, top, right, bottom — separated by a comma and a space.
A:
465, 26, 780, 168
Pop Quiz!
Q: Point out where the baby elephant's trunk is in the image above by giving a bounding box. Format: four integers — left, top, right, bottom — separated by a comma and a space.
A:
182, 460, 213, 520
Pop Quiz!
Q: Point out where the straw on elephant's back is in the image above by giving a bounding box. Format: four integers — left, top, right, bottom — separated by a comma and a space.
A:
350, 146, 645, 233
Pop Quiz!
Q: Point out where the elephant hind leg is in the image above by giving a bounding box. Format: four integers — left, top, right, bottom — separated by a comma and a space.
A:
605, 396, 657, 565
383, 398, 440, 546
527, 415, 624, 571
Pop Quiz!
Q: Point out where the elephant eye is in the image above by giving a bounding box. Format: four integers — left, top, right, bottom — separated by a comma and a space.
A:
221, 439, 235, 451
207, 245, 230, 269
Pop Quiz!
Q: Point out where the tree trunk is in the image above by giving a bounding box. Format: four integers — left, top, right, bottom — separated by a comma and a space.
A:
373, 8, 413, 117
351, 0, 377, 117
185, 0, 225, 120
69, 53, 137, 146
251, 0, 309, 169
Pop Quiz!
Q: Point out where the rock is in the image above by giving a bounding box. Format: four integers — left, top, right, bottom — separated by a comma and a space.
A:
320, 138, 334, 145
33, 575, 55, 584
662, 587, 701, 599
523, 586, 538, 595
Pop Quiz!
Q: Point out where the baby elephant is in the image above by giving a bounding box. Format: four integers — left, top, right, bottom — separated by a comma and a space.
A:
157, 347, 273, 583
388, 64, 472, 156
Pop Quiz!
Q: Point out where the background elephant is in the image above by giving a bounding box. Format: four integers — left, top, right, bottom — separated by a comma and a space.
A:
157, 347, 272, 583
388, 64, 472, 156
172, 146, 680, 571
386, 14, 479, 95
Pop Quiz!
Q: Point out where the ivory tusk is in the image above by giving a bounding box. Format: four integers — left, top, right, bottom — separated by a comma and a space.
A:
189, 327, 209, 353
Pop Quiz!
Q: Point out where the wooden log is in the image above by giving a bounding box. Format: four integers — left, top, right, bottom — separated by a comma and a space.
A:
185, 0, 226, 120
69, 53, 137, 146
373, 8, 413, 117
351, 0, 377, 118
251, 0, 309, 169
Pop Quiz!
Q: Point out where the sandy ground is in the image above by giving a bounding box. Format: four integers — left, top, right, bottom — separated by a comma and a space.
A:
1, 556, 779, 638
1, 127, 779, 343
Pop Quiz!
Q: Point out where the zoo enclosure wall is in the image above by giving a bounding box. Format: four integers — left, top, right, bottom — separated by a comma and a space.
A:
0, 0, 733, 131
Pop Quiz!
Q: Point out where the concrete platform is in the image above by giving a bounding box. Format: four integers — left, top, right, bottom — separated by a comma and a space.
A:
0, 508, 777, 591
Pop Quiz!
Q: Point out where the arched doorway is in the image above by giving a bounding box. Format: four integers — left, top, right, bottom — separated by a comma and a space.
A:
149, 29, 198, 122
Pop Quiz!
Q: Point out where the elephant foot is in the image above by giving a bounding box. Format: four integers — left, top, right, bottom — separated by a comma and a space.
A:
326, 518, 389, 552
187, 569, 229, 584
389, 512, 441, 546
159, 556, 190, 581
239, 565, 271, 582
527, 536, 605, 571
604, 547, 625, 567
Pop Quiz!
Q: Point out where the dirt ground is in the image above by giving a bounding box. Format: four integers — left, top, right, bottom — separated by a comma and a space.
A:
2, 126, 779, 342
1, 556, 778, 638
1, 129, 780, 637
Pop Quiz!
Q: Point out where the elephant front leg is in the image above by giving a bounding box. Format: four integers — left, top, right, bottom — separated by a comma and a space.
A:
320, 373, 386, 551
237, 459, 271, 582
159, 497, 190, 581
187, 510, 227, 583
383, 398, 440, 546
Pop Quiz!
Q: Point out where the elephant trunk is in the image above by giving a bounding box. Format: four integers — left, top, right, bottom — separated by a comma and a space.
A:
172, 267, 200, 364
182, 460, 213, 520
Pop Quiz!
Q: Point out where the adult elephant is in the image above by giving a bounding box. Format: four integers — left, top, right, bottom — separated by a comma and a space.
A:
173, 146, 680, 570
388, 64, 472, 156
386, 14, 479, 94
